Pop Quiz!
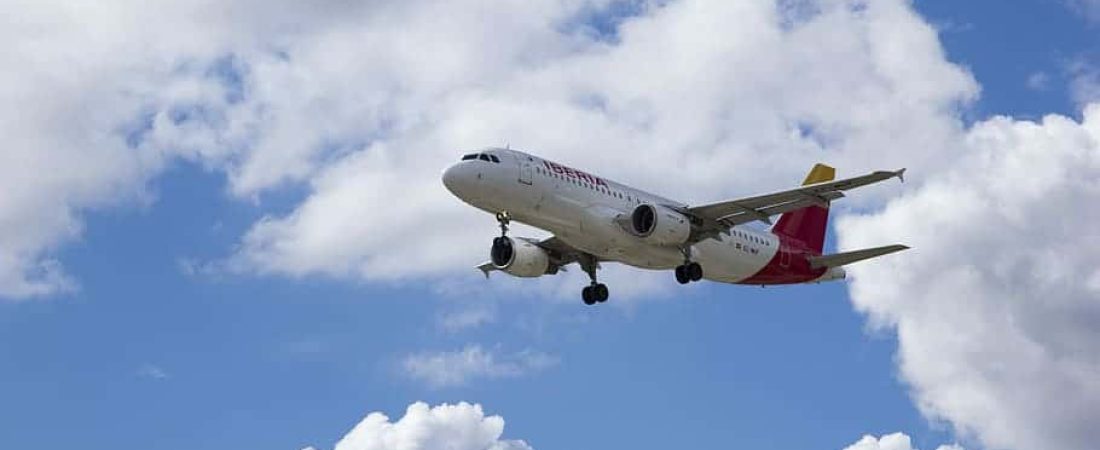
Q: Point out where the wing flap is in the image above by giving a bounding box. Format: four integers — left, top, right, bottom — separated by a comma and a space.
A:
712, 192, 846, 228
807, 244, 910, 269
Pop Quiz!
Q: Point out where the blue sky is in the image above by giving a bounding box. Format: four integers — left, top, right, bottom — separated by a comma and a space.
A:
2, 1, 1099, 450
1, 168, 920, 448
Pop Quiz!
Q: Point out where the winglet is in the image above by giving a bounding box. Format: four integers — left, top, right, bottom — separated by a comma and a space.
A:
896, 168, 906, 183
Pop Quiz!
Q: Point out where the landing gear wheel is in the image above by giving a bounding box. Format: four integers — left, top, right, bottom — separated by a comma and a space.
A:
687, 262, 703, 282
582, 283, 609, 305
675, 265, 690, 284
594, 283, 609, 302
582, 286, 596, 305
490, 237, 513, 267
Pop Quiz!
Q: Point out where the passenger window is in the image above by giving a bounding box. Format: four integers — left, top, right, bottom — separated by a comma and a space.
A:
462, 154, 478, 161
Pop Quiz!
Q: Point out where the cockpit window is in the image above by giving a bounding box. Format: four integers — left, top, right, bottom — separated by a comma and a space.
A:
478, 154, 491, 162
462, 153, 478, 161
489, 155, 500, 163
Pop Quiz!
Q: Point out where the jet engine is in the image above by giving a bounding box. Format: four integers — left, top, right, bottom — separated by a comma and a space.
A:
490, 236, 552, 277
630, 204, 692, 246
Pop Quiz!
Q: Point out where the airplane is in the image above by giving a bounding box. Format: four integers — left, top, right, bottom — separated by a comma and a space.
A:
442, 148, 908, 305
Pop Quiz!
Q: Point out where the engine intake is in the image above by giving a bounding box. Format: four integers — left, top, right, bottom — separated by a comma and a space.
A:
490, 236, 551, 278
630, 204, 692, 246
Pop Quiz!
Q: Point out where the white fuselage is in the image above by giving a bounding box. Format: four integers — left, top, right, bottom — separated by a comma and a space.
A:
443, 148, 786, 284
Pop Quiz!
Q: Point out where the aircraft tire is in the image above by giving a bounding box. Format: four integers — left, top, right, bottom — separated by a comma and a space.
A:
675, 266, 690, 284
582, 286, 597, 305
594, 283, 609, 302
688, 263, 703, 282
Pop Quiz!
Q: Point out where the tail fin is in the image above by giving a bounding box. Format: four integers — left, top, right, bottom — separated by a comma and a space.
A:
772, 164, 835, 253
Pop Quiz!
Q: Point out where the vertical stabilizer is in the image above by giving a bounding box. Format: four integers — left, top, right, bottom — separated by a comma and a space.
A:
772, 164, 835, 253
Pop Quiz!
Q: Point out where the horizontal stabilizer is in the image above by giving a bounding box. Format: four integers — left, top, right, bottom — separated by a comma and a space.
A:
808, 244, 910, 269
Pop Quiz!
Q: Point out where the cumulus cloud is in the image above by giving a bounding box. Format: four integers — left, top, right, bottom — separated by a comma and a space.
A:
402, 345, 558, 388
843, 432, 963, 450
5, 0, 1100, 448
306, 402, 532, 450
1, 0, 978, 302
837, 105, 1100, 450
223, 0, 976, 294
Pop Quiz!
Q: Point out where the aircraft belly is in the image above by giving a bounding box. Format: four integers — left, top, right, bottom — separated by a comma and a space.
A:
498, 180, 685, 271
556, 235, 681, 269
693, 238, 778, 283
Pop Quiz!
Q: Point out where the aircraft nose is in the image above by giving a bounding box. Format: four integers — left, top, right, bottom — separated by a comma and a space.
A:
442, 163, 468, 196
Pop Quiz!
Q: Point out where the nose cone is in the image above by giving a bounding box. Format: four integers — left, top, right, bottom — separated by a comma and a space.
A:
442, 164, 460, 194
442, 163, 473, 198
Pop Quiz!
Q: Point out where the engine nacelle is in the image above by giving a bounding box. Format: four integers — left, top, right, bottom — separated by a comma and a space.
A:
630, 204, 692, 246
490, 236, 551, 278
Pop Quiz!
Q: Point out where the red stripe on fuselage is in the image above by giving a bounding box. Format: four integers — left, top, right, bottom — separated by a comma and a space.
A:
737, 233, 827, 285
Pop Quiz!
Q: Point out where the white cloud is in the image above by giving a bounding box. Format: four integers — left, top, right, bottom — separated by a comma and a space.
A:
0, 1, 261, 299
306, 402, 532, 450
225, 0, 976, 297
438, 307, 497, 333
1069, 60, 1100, 108
837, 105, 1100, 450
136, 363, 170, 380
1026, 71, 1050, 91
843, 432, 963, 450
1067, 0, 1100, 23
402, 345, 558, 388
5, 0, 1100, 448
1, 0, 978, 303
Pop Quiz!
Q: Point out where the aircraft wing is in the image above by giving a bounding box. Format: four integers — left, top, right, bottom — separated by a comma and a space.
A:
681, 168, 905, 239
477, 236, 595, 277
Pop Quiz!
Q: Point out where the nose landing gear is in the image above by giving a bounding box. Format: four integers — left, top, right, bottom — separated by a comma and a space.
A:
496, 211, 511, 237
491, 212, 513, 263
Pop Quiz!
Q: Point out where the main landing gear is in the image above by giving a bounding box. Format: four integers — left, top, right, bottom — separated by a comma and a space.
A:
675, 262, 703, 284
675, 247, 703, 285
494, 211, 608, 306
579, 254, 609, 305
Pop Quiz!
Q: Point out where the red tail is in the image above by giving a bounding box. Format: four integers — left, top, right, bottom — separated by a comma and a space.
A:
772, 164, 835, 254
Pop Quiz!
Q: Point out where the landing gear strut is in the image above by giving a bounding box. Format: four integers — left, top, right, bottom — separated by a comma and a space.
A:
675, 247, 703, 284
495, 211, 511, 237
491, 212, 512, 263
579, 254, 609, 305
